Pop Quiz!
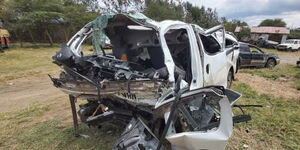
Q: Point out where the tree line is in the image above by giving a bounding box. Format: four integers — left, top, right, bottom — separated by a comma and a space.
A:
0, 0, 250, 46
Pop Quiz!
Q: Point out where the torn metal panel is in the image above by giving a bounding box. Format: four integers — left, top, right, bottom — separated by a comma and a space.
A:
166, 97, 233, 150
52, 77, 167, 106
113, 117, 162, 150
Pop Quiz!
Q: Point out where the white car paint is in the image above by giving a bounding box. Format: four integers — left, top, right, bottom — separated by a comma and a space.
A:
277, 39, 300, 50
167, 96, 233, 150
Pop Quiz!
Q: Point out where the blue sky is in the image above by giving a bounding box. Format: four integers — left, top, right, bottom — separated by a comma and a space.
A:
187, 0, 300, 28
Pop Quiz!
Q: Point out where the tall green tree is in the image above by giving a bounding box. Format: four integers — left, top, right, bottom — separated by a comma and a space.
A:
221, 17, 248, 32
259, 18, 286, 27
0, 0, 97, 46
101, 0, 145, 13
185, 2, 219, 28
144, 0, 184, 21
235, 27, 251, 40
288, 30, 300, 39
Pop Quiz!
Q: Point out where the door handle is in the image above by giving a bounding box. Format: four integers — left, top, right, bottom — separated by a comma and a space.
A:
206, 64, 209, 74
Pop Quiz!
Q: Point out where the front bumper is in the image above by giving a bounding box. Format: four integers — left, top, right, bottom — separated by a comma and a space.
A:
276, 46, 287, 50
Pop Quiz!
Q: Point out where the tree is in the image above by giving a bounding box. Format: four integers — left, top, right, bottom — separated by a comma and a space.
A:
288, 29, 300, 39
144, 0, 184, 21
185, 2, 220, 28
235, 27, 250, 41
0, 0, 97, 46
79, 0, 145, 13
221, 17, 248, 32
259, 18, 286, 27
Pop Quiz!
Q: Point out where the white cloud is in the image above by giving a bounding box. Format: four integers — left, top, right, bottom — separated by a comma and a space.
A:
186, 0, 300, 28
244, 11, 300, 28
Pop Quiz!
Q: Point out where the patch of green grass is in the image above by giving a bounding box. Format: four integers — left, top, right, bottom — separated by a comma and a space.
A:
0, 103, 50, 149
15, 120, 120, 150
0, 102, 122, 150
240, 64, 300, 89
0, 44, 108, 83
229, 82, 300, 150
0, 47, 59, 82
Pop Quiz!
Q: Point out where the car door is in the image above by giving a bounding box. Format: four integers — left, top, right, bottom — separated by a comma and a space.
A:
238, 44, 251, 66
194, 26, 228, 87
249, 45, 265, 66
225, 37, 239, 72
293, 41, 299, 49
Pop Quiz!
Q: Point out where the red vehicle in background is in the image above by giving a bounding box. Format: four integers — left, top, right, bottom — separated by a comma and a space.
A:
0, 19, 10, 51
0, 29, 10, 51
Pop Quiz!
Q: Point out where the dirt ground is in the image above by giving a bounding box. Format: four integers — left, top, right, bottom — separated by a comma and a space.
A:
0, 75, 65, 113
236, 73, 300, 101
278, 54, 299, 64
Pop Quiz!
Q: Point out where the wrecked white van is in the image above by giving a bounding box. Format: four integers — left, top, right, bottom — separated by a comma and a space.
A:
50, 13, 246, 150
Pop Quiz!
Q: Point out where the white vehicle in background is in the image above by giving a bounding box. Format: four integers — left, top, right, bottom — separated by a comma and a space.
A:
277, 39, 300, 51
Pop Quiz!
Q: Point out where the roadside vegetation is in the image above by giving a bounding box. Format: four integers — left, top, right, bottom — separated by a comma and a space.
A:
0, 45, 58, 83
228, 82, 300, 150
0, 102, 122, 150
240, 64, 300, 90
262, 48, 300, 57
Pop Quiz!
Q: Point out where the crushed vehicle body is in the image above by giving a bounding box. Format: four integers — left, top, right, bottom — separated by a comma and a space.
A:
50, 13, 249, 150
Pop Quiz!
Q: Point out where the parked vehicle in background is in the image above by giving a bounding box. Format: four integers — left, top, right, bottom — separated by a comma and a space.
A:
0, 29, 10, 51
255, 37, 278, 49
276, 39, 300, 51
238, 42, 280, 68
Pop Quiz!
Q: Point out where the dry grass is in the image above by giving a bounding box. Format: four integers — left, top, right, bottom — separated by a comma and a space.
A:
262, 48, 300, 57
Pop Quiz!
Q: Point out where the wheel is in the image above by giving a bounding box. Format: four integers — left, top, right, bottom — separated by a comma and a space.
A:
227, 70, 233, 88
266, 59, 276, 68
236, 59, 240, 73
288, 47, 292, 52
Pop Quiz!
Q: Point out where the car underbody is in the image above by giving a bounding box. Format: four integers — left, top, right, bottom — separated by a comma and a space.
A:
50, 13, 252, 150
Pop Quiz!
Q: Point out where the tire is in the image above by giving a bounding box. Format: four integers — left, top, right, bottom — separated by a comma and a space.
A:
288, 47, 292, 52
236, 59, 240, 73
266, 59, 276, 68
227, 70, 233, 89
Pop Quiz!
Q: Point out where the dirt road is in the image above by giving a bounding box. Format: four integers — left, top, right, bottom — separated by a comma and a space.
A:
278, 54, 299, 64
0, 75, 65, 113
236, 73, 300, 101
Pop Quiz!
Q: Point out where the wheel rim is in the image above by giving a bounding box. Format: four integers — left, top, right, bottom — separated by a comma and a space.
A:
267, 60, 275, 68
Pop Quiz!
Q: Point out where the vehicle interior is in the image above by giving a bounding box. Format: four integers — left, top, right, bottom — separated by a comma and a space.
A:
164, 29, 192, 83
199, 34, 221, 54
95, 15, 192, 82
